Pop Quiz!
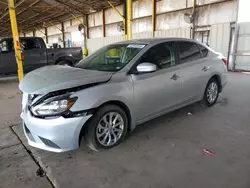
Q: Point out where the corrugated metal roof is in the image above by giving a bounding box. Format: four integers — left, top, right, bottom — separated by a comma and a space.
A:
0, 0, 121, 36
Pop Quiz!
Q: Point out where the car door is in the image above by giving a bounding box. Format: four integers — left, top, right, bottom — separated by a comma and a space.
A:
0, 39, 16, 75
177, 41, 211, 102
130, 42, 182, 122
21, 38, 47, 73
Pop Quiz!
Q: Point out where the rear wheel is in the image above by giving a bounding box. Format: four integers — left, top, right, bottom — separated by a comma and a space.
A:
203, 78, 219, 107
84, 105, 128, 151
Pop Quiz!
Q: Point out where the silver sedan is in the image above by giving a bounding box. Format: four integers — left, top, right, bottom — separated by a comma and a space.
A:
20, 38, 227, 152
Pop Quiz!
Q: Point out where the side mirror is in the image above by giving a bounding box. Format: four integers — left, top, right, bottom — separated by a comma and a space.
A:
136, 62, 157, 73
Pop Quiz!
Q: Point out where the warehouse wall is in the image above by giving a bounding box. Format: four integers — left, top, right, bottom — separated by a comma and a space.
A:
87, 36, 125, 54
209, 22, 231, 56
234, 23, 250, 70
233, 0, 250, 70
155, 27, 191, 38
25, 0, 237, 57
86, 0, 237, 55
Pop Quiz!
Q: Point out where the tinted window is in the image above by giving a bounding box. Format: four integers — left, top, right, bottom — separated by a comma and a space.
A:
0, 39, 14, 53
0, 40, 8, 52
21, 39, 41, 50
178, 42, 201, 63
140, 42, 175, 69
198, 44, 209, 57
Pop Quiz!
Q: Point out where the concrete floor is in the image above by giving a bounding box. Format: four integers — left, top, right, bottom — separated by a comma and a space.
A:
0, 72, 250, 188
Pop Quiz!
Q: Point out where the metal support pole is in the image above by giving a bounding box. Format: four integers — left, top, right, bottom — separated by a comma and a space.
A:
123, 0, 127, 36
61, 22, 65, 47
33, 30, 35, 37
192, 0, 196, 39
82, 15, 88, 56
231, 0, 240, 70
45, 27, 48, 44
152, 0, 156, 37
86, 14, 89, 39
102, 9, 106, 37
126, 0, 132, 40
8, 0, 23, 81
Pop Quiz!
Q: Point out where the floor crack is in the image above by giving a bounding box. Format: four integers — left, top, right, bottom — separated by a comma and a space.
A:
0, 143, 21, 150
9, 125, 57, 188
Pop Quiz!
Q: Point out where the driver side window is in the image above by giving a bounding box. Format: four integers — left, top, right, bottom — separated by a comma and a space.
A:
140, 42, 175, 69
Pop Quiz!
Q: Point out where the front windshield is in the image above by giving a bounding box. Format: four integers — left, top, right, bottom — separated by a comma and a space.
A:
76, 43, 146, 72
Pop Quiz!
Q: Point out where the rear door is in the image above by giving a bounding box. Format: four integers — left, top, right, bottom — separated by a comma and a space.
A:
131, 42, 182, 122
0, 39, 16, 75
177, 41, 211, 102
21, 38, 47, 73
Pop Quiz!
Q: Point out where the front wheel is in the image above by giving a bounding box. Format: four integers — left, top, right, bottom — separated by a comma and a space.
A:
84, 105, 128, 151
203, 78, 219, 107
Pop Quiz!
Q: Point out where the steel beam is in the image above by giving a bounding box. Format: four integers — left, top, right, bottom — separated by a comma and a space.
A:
8, 0, 24, 81
61, 22, 65, 47
126, 0, 132, 40
45, 27, 48, 44
102, 9, 106, 37
108, 1, 125, 21
192, 0, 197, 39
152, 0, 156, 37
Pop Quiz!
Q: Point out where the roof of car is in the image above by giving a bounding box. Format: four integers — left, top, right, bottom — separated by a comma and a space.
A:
114, 37, 196, 45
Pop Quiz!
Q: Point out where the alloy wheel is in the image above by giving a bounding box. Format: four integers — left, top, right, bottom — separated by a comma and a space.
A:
207, 82, 218, 104
96, 112, 124, 146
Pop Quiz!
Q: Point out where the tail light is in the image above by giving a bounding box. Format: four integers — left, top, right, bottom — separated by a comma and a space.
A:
222, 58, 228, 66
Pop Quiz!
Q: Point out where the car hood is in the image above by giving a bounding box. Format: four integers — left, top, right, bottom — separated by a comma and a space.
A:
19, 65, 113, 94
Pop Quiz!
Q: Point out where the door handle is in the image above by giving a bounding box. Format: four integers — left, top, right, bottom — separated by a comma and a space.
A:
202, 66, 210, 71
171, 74, 180, 81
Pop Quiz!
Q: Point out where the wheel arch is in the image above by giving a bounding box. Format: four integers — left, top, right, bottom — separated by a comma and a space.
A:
78, 100, 133, 146
210, 74, 222, 92
55, 56, 74, 65
98, 100, 132, 131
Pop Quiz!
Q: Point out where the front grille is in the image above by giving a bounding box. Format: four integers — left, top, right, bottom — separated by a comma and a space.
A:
24, 124, 35, 142
39, 137, 60, 149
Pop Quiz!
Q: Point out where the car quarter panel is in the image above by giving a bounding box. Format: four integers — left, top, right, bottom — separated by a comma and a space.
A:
197, 55, 228, 99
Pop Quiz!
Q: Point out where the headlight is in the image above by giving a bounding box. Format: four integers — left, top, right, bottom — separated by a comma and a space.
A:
31, 95, 77, 117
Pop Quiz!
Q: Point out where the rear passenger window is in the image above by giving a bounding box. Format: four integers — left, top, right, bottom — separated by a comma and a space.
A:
178, 42, 201, 63
198, 44, 209, 57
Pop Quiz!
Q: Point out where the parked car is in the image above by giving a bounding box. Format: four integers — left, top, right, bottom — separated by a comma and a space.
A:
19, 38, 227, 152
0, 37, 82, 75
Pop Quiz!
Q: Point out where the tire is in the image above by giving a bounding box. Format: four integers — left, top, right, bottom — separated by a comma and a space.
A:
203, 78, 219, 107
57, 61, 72, 66
83, 105, 128, 151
